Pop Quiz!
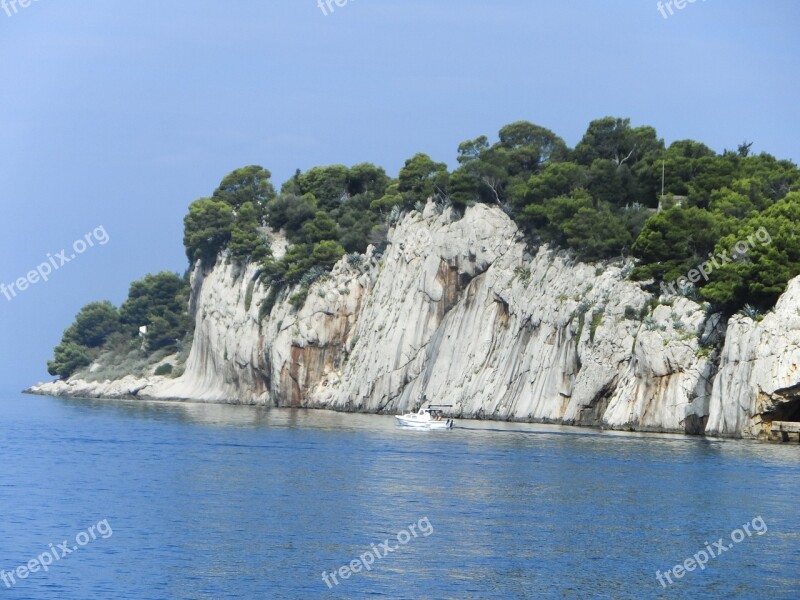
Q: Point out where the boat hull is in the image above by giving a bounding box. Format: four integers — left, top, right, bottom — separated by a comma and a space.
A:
395, 415, 454, 429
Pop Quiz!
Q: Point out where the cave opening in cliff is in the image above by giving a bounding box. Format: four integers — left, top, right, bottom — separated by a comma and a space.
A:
766, 396, 800, 422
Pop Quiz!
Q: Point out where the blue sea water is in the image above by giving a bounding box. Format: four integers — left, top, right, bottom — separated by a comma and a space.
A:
0, 391, 798, 599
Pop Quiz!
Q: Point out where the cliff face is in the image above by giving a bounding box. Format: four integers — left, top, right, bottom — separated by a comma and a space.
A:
706, 280, 800, 436
307, 204, 720, 435
31, 203, 800, 438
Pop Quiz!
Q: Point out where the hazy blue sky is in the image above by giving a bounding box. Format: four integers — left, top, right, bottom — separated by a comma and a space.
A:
1, 1, 798, 391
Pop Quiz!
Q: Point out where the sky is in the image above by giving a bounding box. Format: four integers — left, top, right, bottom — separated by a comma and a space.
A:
1, 0, 798, 392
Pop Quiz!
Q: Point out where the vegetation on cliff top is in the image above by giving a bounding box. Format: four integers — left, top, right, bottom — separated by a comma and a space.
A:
48, 117, 800, 378
47, 272, 190, 379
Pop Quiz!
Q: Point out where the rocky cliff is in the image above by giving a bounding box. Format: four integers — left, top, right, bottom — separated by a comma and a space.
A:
30, 203, 800, 438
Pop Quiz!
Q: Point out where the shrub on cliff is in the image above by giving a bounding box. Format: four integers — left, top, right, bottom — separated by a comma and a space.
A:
47, 341, 92, 379
185, 167, 276, 264
373, 154, 449, 212
62, 301, 120, 348
47, 272, 191, 379
266, 193, 317, 241
47, 301, 120, 378
631, 207, 732, 283
701, 192, 800, 311
183, 198, 234, 264
228, 201, 271, 262
212, 165, 276, 216
119, 272, 190, 351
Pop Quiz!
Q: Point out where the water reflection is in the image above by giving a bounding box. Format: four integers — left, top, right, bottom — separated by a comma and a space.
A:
1, 393, 797, 599
50, 395, 800, 461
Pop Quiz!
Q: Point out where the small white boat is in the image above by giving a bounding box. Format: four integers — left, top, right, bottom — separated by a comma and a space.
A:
395, 405, 454, 429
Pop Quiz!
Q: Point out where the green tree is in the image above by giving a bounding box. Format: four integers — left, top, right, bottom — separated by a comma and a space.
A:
295, 165, 350, 211
702, 192, 800, 310
212, 165, 276, 215
229, 201, 271, 262
332, 193, 378, 252
522, 162, 587, 207
495, 121, 568, 176
562, 204, 633, 261
146, 314, 185, 351
467, 147, 511, 204
310, 240, 346, 270
633, 139, 717, 201
302, 211, 340, 244
261, 237, 345, 290
47, 302, 120, 379
398, 153, 449, 205
627, 126, 667, 205
447, 166, 482, 209
370, 182, 404, 212
266, 193, 316, 241
47, 341, 92, 379
456, 136, 490, 165
586, 159, 637, 207
739, 153, 799, 201
708, 184, 760, 220
63, 301, 120, 348
183, 198, 234, 264
450, 123, 569, 209
519, 191, 593, 241
686, 154, 740, 208
574, 117, 639, 167
347, 163, 389, 197
631, 206, 732, 283
46, 302, 120, 378
119, 272, 190, 350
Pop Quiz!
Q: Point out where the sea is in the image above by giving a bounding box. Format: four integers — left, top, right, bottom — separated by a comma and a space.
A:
0, 391, 798, 599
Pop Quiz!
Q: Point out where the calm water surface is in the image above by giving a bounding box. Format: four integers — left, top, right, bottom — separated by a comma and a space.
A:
0, 392, 798, 599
